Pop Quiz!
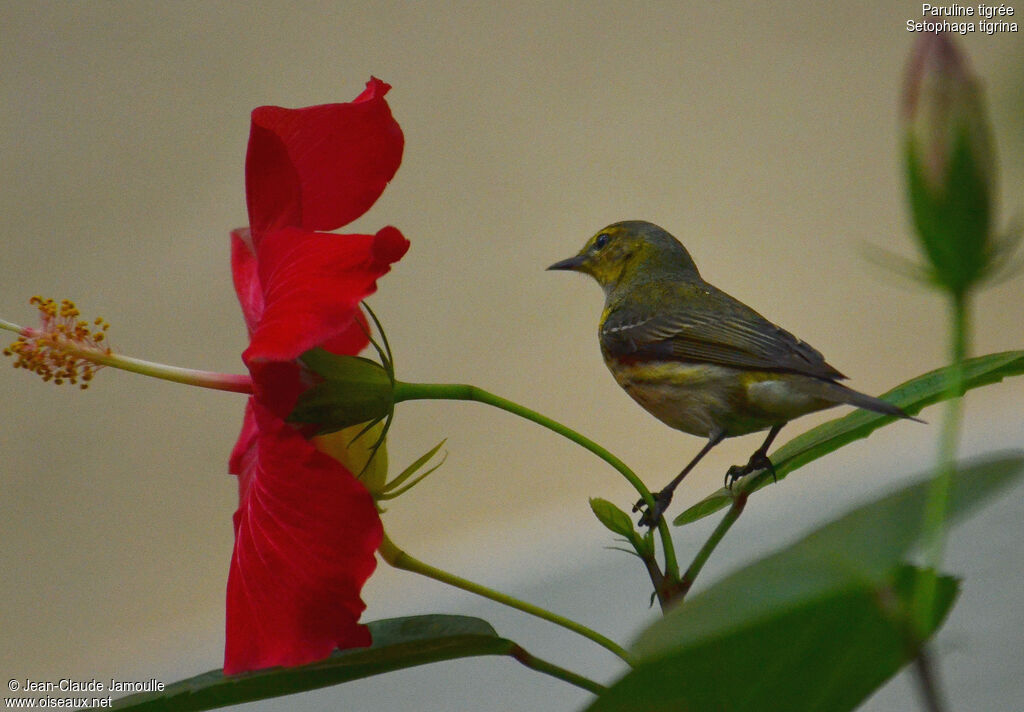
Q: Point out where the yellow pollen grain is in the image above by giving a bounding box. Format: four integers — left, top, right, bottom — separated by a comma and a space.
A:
3, 296, 114, 390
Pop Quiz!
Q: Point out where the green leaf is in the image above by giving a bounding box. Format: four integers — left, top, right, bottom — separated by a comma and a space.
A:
589, 567, 957, 712
672, 491, 733, 526
109, 615, 511, 712
588, 454, 1024, 712
590, 497, 636, 539
675, 350, 1024, 525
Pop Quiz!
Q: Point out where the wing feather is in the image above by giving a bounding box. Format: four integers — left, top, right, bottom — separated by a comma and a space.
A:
600, 285, 845, 381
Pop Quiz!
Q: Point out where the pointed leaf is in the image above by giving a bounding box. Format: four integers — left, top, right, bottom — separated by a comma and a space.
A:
588, 567, 957, 712
675, 350, 1024, 525
589, 454, 1023, 712
672, 491, 733, 526
109, 615, 510, 712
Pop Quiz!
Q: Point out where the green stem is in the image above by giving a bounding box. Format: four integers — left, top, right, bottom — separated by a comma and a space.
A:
912, 648, 947, 712
508, 644, 607, 695
679, 492, 748, 599
393, 381, 680, 587
379, 532, 636, 666
2, 318, 252, 394
913, 291, 968, 634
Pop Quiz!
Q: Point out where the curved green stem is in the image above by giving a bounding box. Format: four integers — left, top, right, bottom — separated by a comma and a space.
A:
2, 318, 253, 394
393, 381, 680, 584
508, 644, 607, 695
379, 532, 636, 666
679, 492, 748, 599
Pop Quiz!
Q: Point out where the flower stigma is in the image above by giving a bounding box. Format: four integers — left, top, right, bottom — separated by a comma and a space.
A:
3, 297, 112, 389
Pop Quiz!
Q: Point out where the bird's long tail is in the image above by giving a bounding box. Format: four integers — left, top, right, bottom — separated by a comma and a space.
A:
834, 383, 923, 422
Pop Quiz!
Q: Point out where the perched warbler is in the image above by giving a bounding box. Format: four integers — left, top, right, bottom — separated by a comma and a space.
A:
548, 220, 915, 526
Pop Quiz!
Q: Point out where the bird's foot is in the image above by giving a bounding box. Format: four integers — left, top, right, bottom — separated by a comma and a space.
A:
633, 490, 673, 528
724, 451, 776, 490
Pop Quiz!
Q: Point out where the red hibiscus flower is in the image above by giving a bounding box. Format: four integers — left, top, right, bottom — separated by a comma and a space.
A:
225, 78, 409, 674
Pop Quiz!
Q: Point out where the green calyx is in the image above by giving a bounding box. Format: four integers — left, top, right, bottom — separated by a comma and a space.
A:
314, 422, 447, 504
290, 303, 398, 437
294, 304, 448, 503
291, 349, 396, 433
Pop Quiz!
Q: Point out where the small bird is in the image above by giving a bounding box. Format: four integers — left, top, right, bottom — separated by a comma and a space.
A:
548, 221, 915, 526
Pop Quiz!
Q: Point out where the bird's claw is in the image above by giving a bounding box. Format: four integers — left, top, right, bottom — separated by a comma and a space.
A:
723, 465, 744, 489
633, 491, 672, 528
724, 452, 776, 490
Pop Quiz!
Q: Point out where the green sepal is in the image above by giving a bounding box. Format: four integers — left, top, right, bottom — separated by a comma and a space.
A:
379, 439, 448, 500
289, 349, 395, 434
906, 126, 992, 295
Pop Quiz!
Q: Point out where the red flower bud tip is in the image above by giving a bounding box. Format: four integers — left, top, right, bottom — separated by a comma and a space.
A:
902, 31, 992, 195
3, 297, 111, 389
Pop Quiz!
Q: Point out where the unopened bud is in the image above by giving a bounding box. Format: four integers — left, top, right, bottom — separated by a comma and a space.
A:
289, 348, 395, 433
314, 421, 389, 495
902, 31, 995, 294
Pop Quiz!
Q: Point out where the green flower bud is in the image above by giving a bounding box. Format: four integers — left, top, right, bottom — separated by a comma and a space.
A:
289, 348, 395, 434
315, 426, 447, 503
589, 497, 652, 559
902, 31, 995, 295
589, 497, 636, 540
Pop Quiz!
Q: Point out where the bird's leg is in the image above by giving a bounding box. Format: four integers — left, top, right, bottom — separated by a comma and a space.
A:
725, 424, 784, 489
634, 432, 725, 528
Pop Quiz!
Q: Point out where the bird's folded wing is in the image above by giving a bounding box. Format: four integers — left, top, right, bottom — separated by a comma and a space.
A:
601, 295, 845, 381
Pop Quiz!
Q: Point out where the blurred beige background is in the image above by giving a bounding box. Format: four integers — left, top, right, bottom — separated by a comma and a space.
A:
2, 2, 1021, 710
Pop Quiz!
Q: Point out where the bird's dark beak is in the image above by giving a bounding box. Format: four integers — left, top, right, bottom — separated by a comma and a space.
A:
547, 254, 586, 271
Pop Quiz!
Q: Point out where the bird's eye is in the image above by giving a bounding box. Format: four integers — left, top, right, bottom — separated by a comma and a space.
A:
594, 233, 611, 250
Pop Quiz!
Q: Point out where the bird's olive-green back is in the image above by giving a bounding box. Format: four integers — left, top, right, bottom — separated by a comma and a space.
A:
601, 278, 845, 380
567, 221, 845, 381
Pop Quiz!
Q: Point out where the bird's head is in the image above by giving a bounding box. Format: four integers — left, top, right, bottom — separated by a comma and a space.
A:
548, 221, 700, 293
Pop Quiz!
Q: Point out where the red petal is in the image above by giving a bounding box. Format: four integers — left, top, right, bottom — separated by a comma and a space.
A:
245, 78, 403, 242
224, 403, 382, 674
319, 309, 371, 356
230, 228, 263, 336
247, 360, 308, 423
243, 225, 409, 365
229, 398, 259, 480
